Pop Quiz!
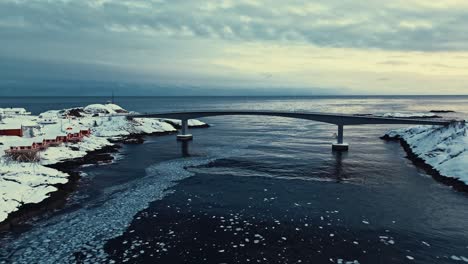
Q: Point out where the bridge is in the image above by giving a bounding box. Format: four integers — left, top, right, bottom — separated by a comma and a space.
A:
130, 110, 452, 151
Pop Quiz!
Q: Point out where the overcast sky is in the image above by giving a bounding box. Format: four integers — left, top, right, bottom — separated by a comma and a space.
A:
1, 0, 468, 95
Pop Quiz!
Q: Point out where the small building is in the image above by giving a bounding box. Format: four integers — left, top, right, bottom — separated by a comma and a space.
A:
80, 129, 91, 136
0, 128, 23, 137
56, 135, 68, 142
4, 128, 92, 162
0, 108, 31, 117
0, 117, 38, 137
32, 142, 46, 150
67, 132, 82, 142
38, 118, 58, 124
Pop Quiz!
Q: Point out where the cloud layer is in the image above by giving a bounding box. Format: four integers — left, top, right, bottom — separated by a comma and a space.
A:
1, 0, 468, 94
3, 0, 468, 51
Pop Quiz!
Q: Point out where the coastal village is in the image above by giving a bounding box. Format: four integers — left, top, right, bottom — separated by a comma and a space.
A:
0, 104, 125, 164
0, 103, 206, 224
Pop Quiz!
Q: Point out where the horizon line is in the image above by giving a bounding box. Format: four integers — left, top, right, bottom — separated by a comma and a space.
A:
1, 95, 468, 98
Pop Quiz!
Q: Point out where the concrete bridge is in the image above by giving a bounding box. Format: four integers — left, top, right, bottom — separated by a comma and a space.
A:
131, 110, 452, 151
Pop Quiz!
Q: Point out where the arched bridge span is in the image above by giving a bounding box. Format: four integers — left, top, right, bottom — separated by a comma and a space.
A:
130, 110, 451, 151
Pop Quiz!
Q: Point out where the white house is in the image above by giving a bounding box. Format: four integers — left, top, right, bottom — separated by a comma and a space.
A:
0, 108, 32, 117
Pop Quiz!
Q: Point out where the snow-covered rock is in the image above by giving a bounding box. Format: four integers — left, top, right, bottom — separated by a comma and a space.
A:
163, 118, 209, 127
380, 112, 440, 118
0, 103, 209, 225
88, 116, 176, 138
0, 161, 68, 223
83, 104, 128, 115
384, 122, 467, 185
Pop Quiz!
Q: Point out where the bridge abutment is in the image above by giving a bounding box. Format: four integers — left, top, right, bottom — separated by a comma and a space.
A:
177, 119, 193, 141
332, 124, 349, 151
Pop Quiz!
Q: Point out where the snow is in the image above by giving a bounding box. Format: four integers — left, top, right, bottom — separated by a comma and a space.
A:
0, 161, 68, 222
88, 116, 176, 138
0, 134, 111, 222
0, 103, 207, 224
163, 118, 208, 127
84, 103, 127, 115
0, 115, 38, 130
384, 121, 468, 184
3, 147, 245, 263
380, 112, 439, 118
0, 107, 31, 116
40, 136, 112, 165
0, 136, 37, 153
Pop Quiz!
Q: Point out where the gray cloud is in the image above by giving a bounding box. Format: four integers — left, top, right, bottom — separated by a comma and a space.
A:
1, 0, 468, 51
1, 0, 468, 95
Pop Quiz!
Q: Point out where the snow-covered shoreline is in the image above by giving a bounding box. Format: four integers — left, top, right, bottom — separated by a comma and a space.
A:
0, 104, 208, 226
380, 112, 441, 119
383, 121, 468, 190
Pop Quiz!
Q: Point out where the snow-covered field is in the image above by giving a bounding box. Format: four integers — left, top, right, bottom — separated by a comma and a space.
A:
0, 104, 206, 224
384, 121, 467, 185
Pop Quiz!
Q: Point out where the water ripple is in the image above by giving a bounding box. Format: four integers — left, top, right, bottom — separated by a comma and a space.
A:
0, 147, 247, 264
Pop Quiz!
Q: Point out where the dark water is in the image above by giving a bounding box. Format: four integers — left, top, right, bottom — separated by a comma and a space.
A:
1, 96, 468, 264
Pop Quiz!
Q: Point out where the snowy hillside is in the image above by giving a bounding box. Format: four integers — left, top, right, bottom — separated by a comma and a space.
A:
83, 103, 128, 115
0, 103, 207, 224
384, 122, 467, 185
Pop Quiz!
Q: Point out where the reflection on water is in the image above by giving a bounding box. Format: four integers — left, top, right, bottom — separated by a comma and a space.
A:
332, 150, 346, 182
179, 140, 190, 157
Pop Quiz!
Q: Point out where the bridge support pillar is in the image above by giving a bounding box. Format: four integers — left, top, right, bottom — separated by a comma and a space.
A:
177, 119, 193, 141
332, 124, 348, 151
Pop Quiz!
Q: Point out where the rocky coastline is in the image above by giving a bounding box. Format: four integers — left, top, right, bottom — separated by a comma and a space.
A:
0, 110, 209, 230
381, 133, 468, 193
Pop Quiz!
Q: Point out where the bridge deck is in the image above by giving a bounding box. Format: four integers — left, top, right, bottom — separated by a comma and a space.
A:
131, 110, 452, 126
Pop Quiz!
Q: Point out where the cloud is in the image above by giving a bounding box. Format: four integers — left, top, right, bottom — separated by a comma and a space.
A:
1, 0, 468, 94
1, 0, 468, 51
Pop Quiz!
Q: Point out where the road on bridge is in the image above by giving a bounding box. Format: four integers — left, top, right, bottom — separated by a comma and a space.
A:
130, 110, 453, 151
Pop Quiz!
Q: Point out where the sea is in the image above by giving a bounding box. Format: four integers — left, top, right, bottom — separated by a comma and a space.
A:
0, 96, 467, 264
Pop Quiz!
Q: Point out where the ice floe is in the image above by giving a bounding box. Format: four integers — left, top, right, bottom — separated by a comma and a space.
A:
1, 147, 245, 263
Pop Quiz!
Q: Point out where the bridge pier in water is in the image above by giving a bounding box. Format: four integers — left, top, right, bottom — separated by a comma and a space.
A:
332, 124, 349, 151
131, 110, 450, 152
176, 119, 193, 141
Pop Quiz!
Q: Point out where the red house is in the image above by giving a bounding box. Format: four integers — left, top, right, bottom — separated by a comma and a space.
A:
5, 128, 92, 161
80, 129, 91, 136
56, 135, 68, 142
0, 128, 23, 137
